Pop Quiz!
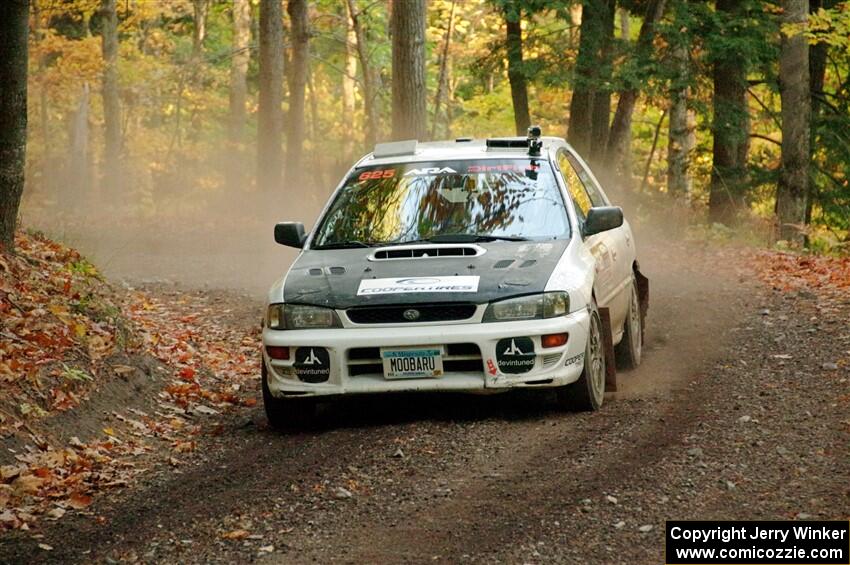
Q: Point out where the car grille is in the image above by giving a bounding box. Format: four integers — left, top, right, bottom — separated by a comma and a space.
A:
346, 303, 477, 324
347, 343, 484, 377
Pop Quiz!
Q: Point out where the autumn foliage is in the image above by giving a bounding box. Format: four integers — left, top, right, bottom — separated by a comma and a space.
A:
0, 231, 259, 530
0, 231, 121, 416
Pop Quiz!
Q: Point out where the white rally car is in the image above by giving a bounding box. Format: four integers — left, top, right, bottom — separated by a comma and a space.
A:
262, 128, 648, 427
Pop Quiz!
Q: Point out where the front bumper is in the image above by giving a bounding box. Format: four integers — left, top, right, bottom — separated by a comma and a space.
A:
262, 309, 590, 398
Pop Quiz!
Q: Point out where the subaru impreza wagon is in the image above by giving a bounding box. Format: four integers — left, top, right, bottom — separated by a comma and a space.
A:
262, 127, 648, 427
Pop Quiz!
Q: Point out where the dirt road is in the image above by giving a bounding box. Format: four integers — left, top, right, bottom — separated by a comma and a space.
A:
1, 240, 847, 564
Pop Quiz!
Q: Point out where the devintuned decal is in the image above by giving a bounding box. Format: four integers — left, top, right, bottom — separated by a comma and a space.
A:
495, 337, 535, 374
294, 347, 330, 383
564, 352, 585, 367
357, 276, 480, 296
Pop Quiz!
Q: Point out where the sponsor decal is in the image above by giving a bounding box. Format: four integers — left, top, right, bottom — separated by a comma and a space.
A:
404, 167, 457, 176
564, 352, 585, 367
495, 337, 535, 374
467, 164, 520, 173
486, 358, 498, 376
294, 347, 330, 383
357, 276, 480, 296
358, 169, 396, 181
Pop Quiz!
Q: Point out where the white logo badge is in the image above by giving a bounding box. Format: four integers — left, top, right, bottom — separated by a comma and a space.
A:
503, 339, 526, 356
303, 349, 322, 365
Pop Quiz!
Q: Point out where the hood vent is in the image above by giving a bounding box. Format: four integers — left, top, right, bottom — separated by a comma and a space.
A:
369, 244, 485, 261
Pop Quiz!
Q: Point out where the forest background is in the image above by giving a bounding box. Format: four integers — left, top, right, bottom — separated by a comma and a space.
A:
4, 0, 850, 259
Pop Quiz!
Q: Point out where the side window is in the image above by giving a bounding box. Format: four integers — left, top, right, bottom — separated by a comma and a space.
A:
565, 153, 607, 207
556, 150, 592, 219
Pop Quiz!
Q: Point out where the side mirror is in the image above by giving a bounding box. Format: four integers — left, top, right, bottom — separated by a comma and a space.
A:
274, 222, 306, 248
583, 206, 624, 237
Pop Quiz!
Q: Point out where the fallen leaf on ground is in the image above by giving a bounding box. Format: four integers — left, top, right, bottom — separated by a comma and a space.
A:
222, 529, 250, 540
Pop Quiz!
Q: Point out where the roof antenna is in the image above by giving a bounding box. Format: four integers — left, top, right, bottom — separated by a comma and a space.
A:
527, 125, 542, 156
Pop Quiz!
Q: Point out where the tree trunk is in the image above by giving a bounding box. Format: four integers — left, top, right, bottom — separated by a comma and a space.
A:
391, 0, 427, 141
505, 6, 531, 135
306, 62, 325, 190
445, 62, 457, 138
570, 3, 582, 44
67, 85, 91, 211
342, 5, 358, 161
100, 0, 122, 198
588, 3, 614, 165
618, 6, 630, 38
667, 37, 694, 197
227, 0, 251, 192
347, 0, 379, 147
192, 0, 209, 56
776, 0, 810, 244
431, 0, 456, 139
639, 109, 667, 192
805, 0, 835, 225
568, 0, 615, 161
257, 0, 285, 193
604, 0, 666, 190
286, 0, 309, 187
33, 0, 54, 199
808, 0, 834, 111
0, 0, 28, 252
708, 0, 750, 225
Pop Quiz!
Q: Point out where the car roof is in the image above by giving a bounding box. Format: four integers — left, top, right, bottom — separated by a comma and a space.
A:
357, 136, 568, 167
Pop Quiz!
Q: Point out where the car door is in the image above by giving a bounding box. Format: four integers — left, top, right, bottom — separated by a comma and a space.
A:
564, 150, 634, 335
554, 149, 618, 311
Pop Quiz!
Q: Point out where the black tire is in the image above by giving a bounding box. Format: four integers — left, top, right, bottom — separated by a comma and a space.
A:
262, 362, 317, 430
615, 277, 643, 370
557, 303, 606, 411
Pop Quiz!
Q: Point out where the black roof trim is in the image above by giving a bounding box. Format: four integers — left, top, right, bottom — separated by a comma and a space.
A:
485, 138, 529, 149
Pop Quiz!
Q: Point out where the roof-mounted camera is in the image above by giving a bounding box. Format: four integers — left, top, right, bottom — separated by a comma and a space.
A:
527, 125, 542, 156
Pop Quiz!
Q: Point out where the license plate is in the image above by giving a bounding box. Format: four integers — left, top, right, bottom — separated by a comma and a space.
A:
381, 347, 444, 379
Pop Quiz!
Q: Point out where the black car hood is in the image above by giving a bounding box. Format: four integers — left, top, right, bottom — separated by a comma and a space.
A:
283, 240, 569, 309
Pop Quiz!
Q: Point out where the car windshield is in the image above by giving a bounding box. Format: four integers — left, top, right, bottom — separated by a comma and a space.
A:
312, 159, 569, 248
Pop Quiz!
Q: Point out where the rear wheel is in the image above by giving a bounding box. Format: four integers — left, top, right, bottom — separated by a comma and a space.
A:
557, 303, 605, 411
262, 362, 316, 429
615, 278, 643, 370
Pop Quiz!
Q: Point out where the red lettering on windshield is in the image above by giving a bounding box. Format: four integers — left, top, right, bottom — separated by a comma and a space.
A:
358, 169, 396, 181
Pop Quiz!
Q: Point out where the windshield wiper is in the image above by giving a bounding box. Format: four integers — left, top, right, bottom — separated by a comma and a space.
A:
312, 240, 375, 249
424, 234, 529, 243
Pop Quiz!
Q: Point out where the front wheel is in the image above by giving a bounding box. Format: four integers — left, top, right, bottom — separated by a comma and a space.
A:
262, 362, 317, 430
557, 303, 606, 411
615, 277, 643, 370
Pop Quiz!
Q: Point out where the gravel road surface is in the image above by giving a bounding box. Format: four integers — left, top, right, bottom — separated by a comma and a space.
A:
1, 240, 847, 564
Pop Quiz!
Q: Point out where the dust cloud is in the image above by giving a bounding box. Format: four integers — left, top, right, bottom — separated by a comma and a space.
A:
21, 158, 707, 303
21, 175, 338, 296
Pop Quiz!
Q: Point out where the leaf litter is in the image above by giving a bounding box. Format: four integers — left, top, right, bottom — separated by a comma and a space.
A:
0, 232, 260, 531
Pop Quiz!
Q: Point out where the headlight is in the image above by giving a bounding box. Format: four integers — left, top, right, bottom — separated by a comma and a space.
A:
482, 292, 570, 322
267, 304, 285, 329
265, 304, 341, 329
